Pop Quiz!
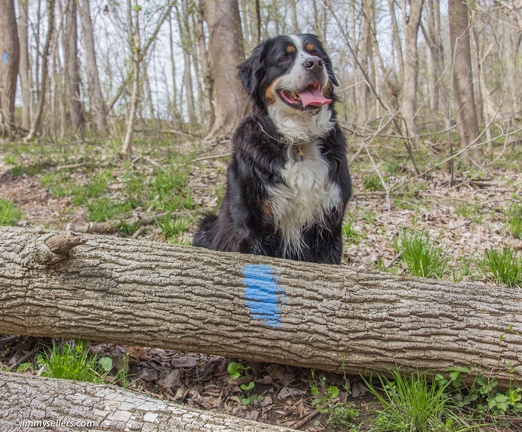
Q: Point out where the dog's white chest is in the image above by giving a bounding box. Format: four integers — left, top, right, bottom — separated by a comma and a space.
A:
267, 143, 341, 253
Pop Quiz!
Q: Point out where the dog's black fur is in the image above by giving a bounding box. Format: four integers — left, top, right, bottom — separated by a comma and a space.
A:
193, 34, 351, 264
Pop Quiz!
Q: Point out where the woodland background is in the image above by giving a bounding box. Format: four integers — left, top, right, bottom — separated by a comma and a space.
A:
0, 0, 521, 155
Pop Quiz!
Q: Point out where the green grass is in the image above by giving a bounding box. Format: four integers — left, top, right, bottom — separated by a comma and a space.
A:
4, 154, 18, 165
342, 218, 364, 244
395, 231, 448, 278
455, 203, 483, 224
364, 370, 466, 432
37, 161, 195, 242
150, 167, 195, 212
363, 174, 385, 192
71, 173, 109, 206
37, 339, 112, 383
0, 198, 23, 226
9, 161, 48, 176
480, 247, 522, 288
156, 215, 191, 241
505, 203, 522, 239
87, 198, 133, 222
40, 171, 72, 197
451, 256, 476, 283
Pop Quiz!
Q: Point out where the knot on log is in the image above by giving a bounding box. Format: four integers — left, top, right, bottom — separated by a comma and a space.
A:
45, 232, 87, 255
22, 231, 87, 266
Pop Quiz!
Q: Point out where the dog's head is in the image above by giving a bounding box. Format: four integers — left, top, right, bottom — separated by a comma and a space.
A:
238, 34, 338, 115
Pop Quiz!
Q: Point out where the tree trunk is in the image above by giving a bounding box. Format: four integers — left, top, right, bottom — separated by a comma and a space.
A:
0, 0, 20, 134
355, 0, 372, 127
388, 0, 403, 83
177, 0, 196, 126
1, 227, 522, 389
401, 0, 424, 140
423, 0, 446, 114
289, 0, 299, 34
18, 0, 31, 131
65, 0, 85, 133
203, 0, 247, 140
121, 0, 140, 158
196, 1, 214, 132
79, 0, 106, 132
449, 0, 481, 159
26, 0, 55, 140
168, 11, 180, 128
0, 372, 294, 431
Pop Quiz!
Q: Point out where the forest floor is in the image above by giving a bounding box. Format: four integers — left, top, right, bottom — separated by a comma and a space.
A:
1, 133, 522, 430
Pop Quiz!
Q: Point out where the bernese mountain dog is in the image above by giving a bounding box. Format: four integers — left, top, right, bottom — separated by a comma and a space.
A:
193, 34, 351, 264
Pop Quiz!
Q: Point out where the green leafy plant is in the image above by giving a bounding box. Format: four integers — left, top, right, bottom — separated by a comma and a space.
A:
364, 370, 464, 432
37, 339, 112, 383
395, 231, 448, 278
227, 361, 264, 405
17, 362, 35, 372
480, 247, 522, 287
0, 198, 23, 226
326, 404, 360, 431
110, 353, 137, 388
227, 361, 249, 379
309, 370, 360, 430
439, 367, 522, 417
310, 371, 341, 413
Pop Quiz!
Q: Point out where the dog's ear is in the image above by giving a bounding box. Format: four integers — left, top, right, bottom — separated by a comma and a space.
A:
238, 43, 266, 99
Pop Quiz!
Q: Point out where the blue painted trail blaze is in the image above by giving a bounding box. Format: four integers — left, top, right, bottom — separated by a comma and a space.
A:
3, 53, 8, 63
243, 264, 286, 329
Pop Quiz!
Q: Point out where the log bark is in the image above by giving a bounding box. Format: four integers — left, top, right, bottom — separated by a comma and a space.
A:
1, 226, 522, 388
0, 372, 295, 431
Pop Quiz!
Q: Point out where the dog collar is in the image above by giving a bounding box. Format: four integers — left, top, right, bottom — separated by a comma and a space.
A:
257, 121, 305, 161
292, 146, 304, 161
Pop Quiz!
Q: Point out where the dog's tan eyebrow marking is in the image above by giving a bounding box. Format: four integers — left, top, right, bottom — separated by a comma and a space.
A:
286, 45, 296, 54
305, 43, 315, 52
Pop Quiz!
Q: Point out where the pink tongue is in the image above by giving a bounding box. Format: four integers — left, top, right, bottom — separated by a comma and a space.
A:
298, 88, 332, 107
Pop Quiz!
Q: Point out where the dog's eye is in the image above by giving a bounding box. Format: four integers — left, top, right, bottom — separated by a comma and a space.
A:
279, 56, 292, 64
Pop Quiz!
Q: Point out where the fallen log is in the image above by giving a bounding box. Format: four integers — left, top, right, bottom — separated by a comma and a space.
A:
0, 372, 295, 431
0, 226, 521, 388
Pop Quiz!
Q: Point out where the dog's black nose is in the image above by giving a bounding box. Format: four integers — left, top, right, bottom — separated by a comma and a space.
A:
303, 58, 324, 72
